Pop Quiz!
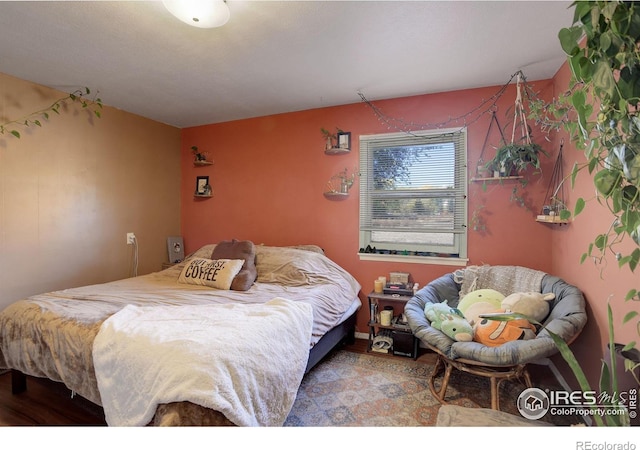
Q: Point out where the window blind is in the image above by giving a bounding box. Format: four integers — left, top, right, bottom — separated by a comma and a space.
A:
359, 129, 467, 255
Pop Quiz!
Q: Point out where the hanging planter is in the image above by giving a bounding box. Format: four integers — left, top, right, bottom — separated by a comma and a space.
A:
537, 140, 571, 223
476, 110, 506, 178
487, 73, 548, 176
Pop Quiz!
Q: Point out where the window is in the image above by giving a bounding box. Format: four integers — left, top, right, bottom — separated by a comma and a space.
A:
359, 128, 467, 261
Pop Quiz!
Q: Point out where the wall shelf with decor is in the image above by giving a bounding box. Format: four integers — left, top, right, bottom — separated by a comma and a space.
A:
321, 128, 351, 154
323, 167, 358, 200
194, 160, 213, 166
194, 175, 212, 198
535, 215, 570, 225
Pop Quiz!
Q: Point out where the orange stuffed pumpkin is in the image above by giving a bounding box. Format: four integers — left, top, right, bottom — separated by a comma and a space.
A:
473, 310, 536, 347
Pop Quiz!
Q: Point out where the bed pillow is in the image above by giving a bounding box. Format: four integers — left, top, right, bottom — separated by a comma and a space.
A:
178, 258, 245, 290
211, 239, 257, 291
286, 244, 325, 255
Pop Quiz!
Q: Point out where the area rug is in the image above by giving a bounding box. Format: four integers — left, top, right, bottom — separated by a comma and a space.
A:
284, 349, 582, 426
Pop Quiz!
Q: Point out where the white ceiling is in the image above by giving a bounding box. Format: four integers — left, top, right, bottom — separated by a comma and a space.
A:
0, 1, 574, 128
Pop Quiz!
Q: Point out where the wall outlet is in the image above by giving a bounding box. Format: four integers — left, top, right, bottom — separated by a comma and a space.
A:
126, 232, 136, 245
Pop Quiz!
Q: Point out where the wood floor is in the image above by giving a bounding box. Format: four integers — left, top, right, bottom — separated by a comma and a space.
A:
0, 370, 106, 426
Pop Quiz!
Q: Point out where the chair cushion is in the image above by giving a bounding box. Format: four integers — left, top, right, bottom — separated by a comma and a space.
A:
404, 269, 587, 366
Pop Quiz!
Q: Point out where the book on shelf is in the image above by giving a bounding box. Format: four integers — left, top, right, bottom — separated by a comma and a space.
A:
392, 315, 411, 331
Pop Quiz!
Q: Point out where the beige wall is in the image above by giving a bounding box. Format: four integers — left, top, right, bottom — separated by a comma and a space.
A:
0, 72, 181, 309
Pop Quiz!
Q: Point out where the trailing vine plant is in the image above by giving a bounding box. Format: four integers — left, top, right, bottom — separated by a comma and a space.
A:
0, 87, 102, 139
528, 0, 640, 403
529, 1, 640, 290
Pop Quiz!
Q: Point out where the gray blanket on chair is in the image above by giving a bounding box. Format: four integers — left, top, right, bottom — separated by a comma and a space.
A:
455, 265, 546, 298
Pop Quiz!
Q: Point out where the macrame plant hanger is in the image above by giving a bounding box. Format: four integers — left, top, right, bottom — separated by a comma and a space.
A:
477, 110, 507, 178
511, 72, 532, 146
541, 139, 566, 218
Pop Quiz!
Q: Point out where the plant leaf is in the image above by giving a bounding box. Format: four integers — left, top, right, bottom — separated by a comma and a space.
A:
593, 61, 616, 97
574, 197, 586, 216
623, 311, 638, 324
558, 26, 583, 55
571, 162, 580, 187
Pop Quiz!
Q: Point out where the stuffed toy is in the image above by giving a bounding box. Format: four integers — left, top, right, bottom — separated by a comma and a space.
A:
457, 289, 505, 325
439, 314, 474, 342
424, 301, 473, 342
473, 310, 537, 347
501, 291, 555, 323
424, 301, 459, 328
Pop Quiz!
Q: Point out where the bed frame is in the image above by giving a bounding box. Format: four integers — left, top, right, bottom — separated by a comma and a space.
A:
304, 308, 357, 373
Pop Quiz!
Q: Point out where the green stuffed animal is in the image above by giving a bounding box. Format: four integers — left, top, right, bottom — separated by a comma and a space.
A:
440, 313, 474, 342
457, 289, 505, 325
424, 301, 473, 342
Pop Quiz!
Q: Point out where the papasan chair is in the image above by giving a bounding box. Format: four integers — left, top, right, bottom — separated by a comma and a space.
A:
405, 265, 587, 411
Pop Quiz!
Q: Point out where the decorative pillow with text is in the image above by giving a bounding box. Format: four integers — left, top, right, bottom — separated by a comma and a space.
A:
178, 258, 245, 290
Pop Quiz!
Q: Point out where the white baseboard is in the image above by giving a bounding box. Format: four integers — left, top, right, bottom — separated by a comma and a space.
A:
354, 331, 368, 340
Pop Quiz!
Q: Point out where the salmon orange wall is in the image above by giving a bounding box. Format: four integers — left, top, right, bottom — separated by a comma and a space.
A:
549, 63, 639, 387
181, 81, 557, 334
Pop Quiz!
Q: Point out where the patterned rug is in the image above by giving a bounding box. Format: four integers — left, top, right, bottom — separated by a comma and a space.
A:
284, 349, 582, 426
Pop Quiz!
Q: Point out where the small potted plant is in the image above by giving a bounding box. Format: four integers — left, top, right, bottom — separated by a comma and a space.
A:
191, 146, 207, 162
324, 167, 360, 197
321, 127, 344, 152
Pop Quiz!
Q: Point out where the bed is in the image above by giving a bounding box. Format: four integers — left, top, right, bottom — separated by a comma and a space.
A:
0, 241, 362, 426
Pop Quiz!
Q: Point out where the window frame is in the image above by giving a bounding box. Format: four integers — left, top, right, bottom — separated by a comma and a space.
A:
358, 128, 468, 265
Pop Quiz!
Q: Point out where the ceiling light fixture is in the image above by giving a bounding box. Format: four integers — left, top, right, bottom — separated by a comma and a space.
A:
163, 0, 230, 29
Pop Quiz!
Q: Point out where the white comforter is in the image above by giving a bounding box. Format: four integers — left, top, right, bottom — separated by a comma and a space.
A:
93, 298, 313, 426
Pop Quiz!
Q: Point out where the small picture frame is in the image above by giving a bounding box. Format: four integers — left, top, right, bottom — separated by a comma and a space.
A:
337, 131, 351, 150
195, 175, 210, 195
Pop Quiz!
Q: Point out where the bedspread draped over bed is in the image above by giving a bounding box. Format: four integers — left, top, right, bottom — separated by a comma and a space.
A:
0, 244, 361, 426
93, 298, 313, 426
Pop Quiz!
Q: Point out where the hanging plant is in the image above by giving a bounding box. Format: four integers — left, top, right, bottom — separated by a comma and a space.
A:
527, 1, 640, 409
488, 141, 547, 175
487, 73, 548, 176
0, 87, 102, 139
529, 1, 640, 277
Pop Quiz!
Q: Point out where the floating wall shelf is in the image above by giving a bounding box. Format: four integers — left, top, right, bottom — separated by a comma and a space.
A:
324, 147, 350, 155
536, 215, 570, 225
323, 192, 349, 200
470, 176, 523, 182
